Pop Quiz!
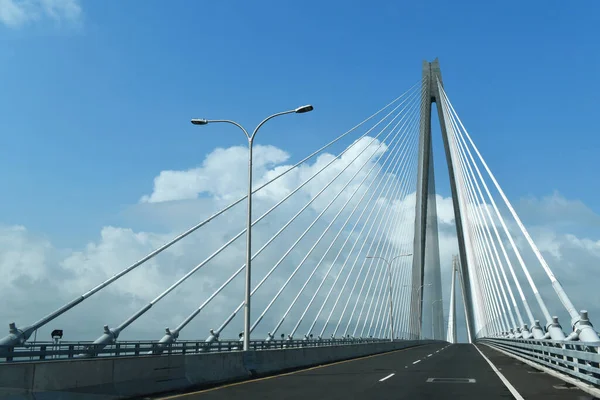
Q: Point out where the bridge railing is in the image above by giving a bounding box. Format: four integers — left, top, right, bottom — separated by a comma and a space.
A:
480, 338, 600, 388
0, 337, 393, 363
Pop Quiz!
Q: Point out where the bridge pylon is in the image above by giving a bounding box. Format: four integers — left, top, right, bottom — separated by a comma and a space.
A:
410, 58, 475, 342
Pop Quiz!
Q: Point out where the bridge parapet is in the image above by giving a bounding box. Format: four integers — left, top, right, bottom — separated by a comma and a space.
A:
0, 339, 442, 399
0, 337, 398, 363
479, 337, 600, 391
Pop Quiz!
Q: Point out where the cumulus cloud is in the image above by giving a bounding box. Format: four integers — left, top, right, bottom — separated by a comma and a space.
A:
140, 145, 290, 204
0, 225, 51, 287
0, 0, 81, 28
1, 137, 598, 346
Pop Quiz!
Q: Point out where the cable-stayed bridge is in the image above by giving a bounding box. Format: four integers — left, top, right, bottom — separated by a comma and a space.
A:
1, 59, 599, 399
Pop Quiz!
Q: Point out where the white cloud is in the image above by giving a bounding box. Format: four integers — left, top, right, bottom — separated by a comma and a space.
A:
0, 0, 81, 28
1, 137, 409, 343
0, 225, 52, 288
140, 145, 290, 203
0, 0, 27, 26
1, 138, 599, 347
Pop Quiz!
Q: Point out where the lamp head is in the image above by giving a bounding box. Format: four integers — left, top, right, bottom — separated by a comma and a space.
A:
191, 119, 209, 125
294, 105, 314, 114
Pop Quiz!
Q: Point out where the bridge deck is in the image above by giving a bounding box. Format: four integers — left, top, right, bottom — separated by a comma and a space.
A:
154, 343, 598, 400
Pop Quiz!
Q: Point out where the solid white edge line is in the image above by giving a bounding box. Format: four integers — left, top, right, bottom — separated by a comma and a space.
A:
473, 344, 525, 400
481, 343, 600, 399
413, 360, 421, 364
379, 373, 395, 382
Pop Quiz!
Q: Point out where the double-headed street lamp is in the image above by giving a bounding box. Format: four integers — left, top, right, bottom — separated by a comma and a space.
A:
403, 283, 432, 297
191, 105, 314, 351
366, 254, 412, 342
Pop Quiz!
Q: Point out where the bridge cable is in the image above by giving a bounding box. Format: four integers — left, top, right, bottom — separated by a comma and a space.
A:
339, 139, 418, 339
441, 86, 508, 337
312, 132, 418, 340
359, 254, 389, 337
447, 117, 505, 336
94, 86, 423, 346
316, 118, 419, 339
161, 97, 420, 343
448, 107, 527, 331
438, 86, 541, 333
267, 100, 419, 340
367, 192, 415, 339
288, 117, 418, 340
366, 170, 418, 339
310, 112, 421, 339
443, 83, 599, 341
381, 97, 424, 340
208, 89, 424, 339
338, 94, 424, 336
449, 109, 526, 333
345, 134, 419, 338
249, 96, 421, 337
450, 108, 514, 336
456, 145, 516, 333
390, 248, 413, 339
441, 85, 511, 336
437, 84, 548, 330
285, 128, 415, 340
392, 180, 420, 338
394, 239, 416, 338
332, 141, 415, 339
372, 206, 415, 339
438, 86, 556, 326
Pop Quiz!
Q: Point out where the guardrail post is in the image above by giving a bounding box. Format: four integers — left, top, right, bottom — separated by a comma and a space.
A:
40, 345, 46, 360
593, 345, 600, 380
572, 343, 580, 374
6, 346, 14, 362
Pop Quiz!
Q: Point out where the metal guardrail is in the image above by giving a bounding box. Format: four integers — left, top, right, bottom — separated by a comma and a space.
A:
480, 338, 600, 388
0, 338, 393, 363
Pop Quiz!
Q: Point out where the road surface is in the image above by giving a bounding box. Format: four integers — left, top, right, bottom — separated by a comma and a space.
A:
154, 343, 597, 399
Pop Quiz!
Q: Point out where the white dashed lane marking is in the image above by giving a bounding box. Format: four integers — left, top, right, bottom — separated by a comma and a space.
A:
379, 373, 395, 382
404, 344, 448, 369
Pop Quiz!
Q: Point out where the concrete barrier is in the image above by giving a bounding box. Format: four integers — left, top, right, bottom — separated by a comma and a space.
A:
0, 340, 443, 399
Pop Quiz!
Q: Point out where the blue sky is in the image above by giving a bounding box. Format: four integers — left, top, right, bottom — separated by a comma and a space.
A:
1, 0, 600, 344
2, 0, 599, 247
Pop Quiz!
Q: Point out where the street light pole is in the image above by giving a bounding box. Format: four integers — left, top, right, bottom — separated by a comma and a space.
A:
431, 299, 443, 339
403, 283, 432, 339
191, 105, 313, 351
366, 254, 412, 342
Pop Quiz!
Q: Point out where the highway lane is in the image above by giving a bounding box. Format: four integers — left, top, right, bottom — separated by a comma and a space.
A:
157, 343, 597, 399
365, 343, 515, 399
155, 342, 447, 400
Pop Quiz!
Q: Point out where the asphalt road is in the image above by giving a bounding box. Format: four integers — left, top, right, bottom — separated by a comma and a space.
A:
158, 343, 598, 400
